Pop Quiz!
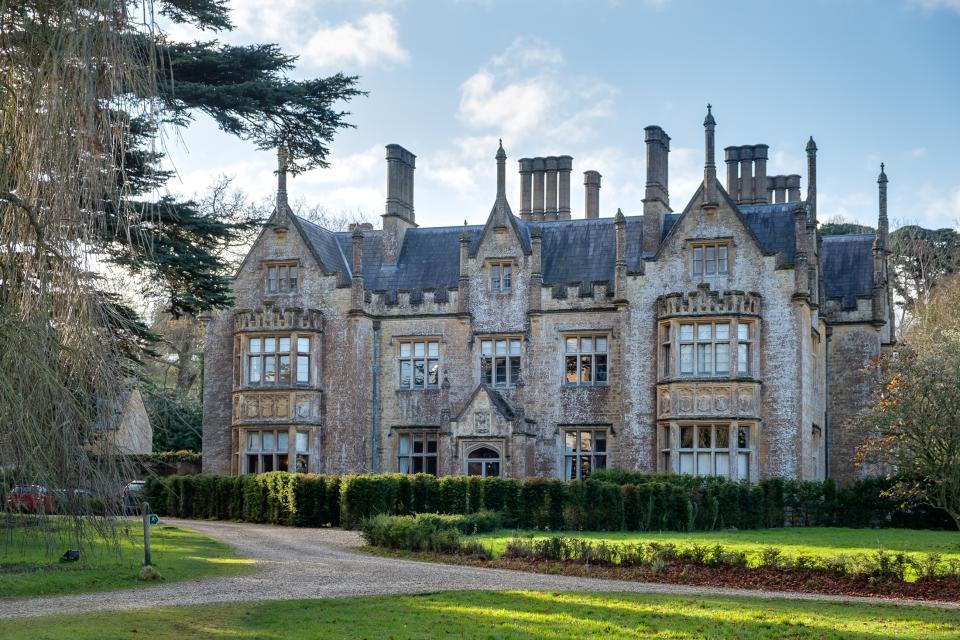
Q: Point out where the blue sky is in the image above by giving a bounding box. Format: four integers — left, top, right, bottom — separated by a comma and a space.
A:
161, 0, 960, 230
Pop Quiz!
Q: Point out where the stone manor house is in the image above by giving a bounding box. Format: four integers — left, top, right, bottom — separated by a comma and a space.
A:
202, 106, 895, 486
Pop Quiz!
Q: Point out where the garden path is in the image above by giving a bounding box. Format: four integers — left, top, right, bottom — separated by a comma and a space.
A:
1, 519, 955, 619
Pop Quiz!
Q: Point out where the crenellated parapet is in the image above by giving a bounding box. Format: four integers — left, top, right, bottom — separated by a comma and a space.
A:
364, 287, 461, 315
233, 307, 324, 333
656, 284, 761, 319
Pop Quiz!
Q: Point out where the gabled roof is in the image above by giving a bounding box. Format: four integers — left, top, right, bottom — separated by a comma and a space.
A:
821, 233, 876, 309
655, 181, 798, 268
452, 384, 517, 422
469, 195, 532, 258
290, 215, 350, 280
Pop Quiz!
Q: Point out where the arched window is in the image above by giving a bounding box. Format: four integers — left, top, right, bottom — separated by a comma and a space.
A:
465, 447, 501, 477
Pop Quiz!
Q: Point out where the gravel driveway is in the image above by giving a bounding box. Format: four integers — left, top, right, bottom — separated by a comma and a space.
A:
1, 519, 955, 619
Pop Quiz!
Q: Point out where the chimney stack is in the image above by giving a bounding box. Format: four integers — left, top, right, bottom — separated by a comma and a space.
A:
724, 146, 739, 200
738, 145, 754, 204
519, 158, 533, 220
805, 137, 817, 226
643, 125, 671, 253
385, 144, 416, 222
557, 156, 573, 219
702, 105, 718, 206
532, 157, 546, 221
786, 174, 801, 202
382, 144, 417, 264
752, 145, 768, 204
584, 171, 601, 219
545, 156, 559, 220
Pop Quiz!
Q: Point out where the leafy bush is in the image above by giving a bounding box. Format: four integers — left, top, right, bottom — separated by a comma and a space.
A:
360, 511, 501, 554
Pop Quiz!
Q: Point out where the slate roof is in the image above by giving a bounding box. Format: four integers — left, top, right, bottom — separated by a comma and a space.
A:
821, 233, 876, 309
738, 203, 799, 266
302, 201, 871, 305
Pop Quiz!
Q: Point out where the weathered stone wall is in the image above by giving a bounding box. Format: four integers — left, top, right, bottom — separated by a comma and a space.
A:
826, 322, 881, 485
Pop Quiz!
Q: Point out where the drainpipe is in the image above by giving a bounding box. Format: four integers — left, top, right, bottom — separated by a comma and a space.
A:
370, 320, 381, 472
824, 328, 831, 480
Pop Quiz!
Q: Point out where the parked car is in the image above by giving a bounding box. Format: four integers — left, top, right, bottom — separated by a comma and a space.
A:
5, 485, 57, 514
121, 480, 146, 514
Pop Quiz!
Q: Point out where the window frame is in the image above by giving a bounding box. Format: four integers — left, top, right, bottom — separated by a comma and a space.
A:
397, 339, 441, 390
243, 428, 310, 474
244, 334, 312, 387
396, 430, 439, 475
465, 445, 502, 478
479, 337, 522, 388
264, 261, 300, 293
662, 422, 754, 482
563, 334, 610, 386
562, 428, 609, 480
488, 260, 513, 293
691, 241, 729, 278
678, 321, 730, 378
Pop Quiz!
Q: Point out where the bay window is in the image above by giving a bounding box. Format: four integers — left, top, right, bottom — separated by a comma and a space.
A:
245, 335, 311, 386
661, 423, 754, 481
244, 429, 310, 473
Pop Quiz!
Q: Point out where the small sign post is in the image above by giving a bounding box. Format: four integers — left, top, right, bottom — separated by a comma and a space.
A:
142, 502, 152, 566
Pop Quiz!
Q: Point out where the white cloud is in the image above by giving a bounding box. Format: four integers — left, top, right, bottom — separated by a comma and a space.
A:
297, 145, 383, 185
159, 6, 409, 72
910, 146, 927, 158
458, 71, 551, 138
301, 13, 409, 69
908, 0, 960, 14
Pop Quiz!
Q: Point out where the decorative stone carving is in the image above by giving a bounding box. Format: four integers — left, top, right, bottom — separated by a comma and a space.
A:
656, 287, 762, 319
474, 411, 490, 434
657, 381, 760, 419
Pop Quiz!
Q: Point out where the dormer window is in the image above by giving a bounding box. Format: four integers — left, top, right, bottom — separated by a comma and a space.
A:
692, 243, 728, 277
266, 261, 298, 293
489, 260, 512, 292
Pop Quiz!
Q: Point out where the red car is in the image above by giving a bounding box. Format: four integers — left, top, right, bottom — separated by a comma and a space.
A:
5, 485, 58, 514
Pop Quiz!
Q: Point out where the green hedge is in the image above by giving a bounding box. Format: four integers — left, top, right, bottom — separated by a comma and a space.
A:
144, 471, 954, 531
361, 511, 502, 553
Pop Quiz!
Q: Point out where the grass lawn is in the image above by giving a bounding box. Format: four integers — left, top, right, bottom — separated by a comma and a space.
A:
0, 518, 252, 598
470, 527, 960, 569
1, 590, 958, 639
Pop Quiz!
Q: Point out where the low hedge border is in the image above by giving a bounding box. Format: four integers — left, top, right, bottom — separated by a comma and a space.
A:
143, 471, 953, 532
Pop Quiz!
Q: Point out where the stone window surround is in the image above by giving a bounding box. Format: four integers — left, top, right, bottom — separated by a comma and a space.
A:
477, 334, 523, 388
486, 258, 515, 293
395, 337, 441, 390
561, 333, 610, 386
658, 317, 758, 381
685, 237, 735, 281
657, 420, 758, 482
263, 259, 301, 294
241, 426, 310, 474
237, 332, 316, 388
561, 426, 610, 480
392, 427, 439, 475
464, 442, 502, 477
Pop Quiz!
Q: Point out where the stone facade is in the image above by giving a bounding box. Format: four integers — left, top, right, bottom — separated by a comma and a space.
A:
202, 109, 894, 484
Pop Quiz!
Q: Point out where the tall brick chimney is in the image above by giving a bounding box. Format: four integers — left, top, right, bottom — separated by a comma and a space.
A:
642, 125, 670, 253
382, 144, 417, 264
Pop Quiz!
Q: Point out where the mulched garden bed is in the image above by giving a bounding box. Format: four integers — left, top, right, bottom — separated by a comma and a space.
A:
371, 548, 960, 603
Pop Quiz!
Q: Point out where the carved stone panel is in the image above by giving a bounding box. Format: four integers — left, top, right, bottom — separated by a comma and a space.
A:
656, 381, 760, 420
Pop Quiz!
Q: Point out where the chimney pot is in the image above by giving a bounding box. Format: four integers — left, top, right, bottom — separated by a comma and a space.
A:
584, 170, 601, 219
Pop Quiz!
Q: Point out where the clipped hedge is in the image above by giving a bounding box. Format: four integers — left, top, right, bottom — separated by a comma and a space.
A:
145, 470, 954, 532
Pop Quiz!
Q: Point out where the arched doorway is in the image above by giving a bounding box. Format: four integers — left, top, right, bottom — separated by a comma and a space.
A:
465, 446, 501, 477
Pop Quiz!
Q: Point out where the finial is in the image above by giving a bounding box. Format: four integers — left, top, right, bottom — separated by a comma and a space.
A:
614, 207, 625, 223
878, 162, 888, 183
806, 136, 817, 153
496, 139, 506, 159
703, 104, 715, 126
